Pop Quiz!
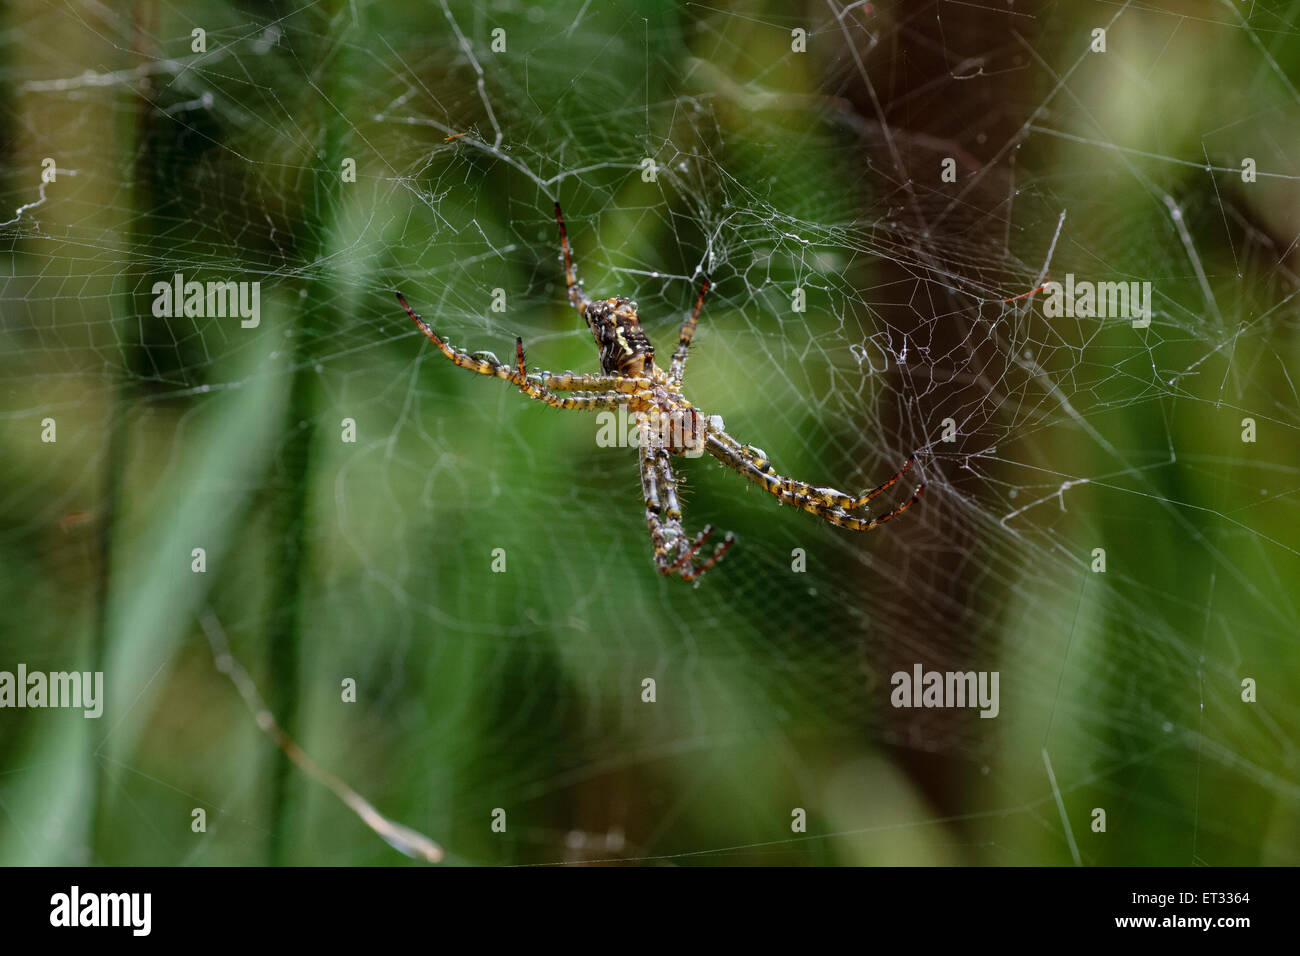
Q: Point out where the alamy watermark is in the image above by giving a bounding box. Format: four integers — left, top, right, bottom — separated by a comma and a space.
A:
891, 663, 999, 718
596, 405, 719, 458
1039, 273, 1152, 328
50, 886, 150, 936
0, 663, 103, 717
151, 272, 260, 328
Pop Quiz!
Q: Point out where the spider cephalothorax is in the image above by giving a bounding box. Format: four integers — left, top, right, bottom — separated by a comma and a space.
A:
396, 201, 924, 583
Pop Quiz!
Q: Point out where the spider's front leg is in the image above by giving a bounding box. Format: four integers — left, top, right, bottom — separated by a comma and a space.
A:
397, 291, 646, 410
668, 276, 710, 383
637, 413, 735, 583
704, 429, 925, 532
554, 201, 592, 317
510, 338, 639, 411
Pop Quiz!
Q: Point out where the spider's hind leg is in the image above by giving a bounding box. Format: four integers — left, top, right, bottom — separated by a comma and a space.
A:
639, 433, 734, 583
672, 524, 736, 584
852, 452, 918, 508
703, 431, 925, 533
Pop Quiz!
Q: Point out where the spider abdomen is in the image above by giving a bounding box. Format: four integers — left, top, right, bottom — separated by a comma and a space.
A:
587, 297, 655, 376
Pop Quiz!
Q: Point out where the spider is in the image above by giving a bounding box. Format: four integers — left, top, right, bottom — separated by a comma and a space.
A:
396, 202, 925, 583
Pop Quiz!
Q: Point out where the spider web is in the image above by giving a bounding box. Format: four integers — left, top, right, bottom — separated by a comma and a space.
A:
1, 0, 1297, 866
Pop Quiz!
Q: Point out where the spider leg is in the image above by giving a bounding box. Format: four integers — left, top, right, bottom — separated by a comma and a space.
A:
676, 528, 735, 582
655, 450, 734, 575
507, 338, 633, 410
554, 201, 592, 318
854, 452, 918, 505
398, 292, 634, 411
666, 524, 712, 573
536, 370, 653, 395
665, 523, 736, 582
637, 418, 735, 581
669, 276, 710, 383
399, 291, 518, 381
654, 446, 703, 569
704, 431, 925, 532
638, 434, 676, 570
708, 430, 917, 509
